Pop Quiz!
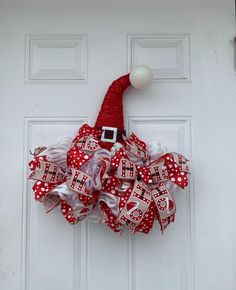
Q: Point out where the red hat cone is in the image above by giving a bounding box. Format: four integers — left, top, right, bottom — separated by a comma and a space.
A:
95, 66, 153, 148
95, 73, 131, 132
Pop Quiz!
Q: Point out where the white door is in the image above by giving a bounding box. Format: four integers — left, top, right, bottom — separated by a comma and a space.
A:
0, 1, 235, 290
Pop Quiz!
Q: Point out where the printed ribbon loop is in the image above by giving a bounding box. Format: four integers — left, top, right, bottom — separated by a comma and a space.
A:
116, 158, 137, 180
137, 152, 189, 189
117, 180, 151, 231
66, 169, 91, 196
29, 160, 65, 184
151, 183, 176, 232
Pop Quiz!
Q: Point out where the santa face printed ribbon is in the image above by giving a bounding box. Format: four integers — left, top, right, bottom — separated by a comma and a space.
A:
117, 180, 151, 231
28, 124, 190, 234
150, 183, 176, 232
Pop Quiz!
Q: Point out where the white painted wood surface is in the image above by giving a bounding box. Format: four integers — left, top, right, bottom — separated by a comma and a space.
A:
0, 1, 235, 290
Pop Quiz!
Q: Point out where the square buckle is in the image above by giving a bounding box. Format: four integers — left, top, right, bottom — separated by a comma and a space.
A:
101, 126, 117, 143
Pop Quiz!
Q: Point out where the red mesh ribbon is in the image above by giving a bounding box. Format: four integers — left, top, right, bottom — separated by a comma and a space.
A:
95, 74, 131, 131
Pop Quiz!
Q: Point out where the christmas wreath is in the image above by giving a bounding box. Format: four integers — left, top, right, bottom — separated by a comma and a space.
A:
28, 65, 190, 235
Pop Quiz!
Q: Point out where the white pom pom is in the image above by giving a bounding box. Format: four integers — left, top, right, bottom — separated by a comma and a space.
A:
129, 65, 153, 89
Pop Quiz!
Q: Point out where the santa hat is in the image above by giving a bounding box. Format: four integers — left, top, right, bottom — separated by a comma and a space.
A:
95, 65, 153, 143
